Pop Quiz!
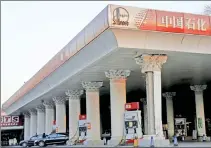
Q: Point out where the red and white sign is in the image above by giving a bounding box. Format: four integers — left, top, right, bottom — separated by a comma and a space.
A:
1, 116, 21, 127
135, 10, 211, 35
125, 102, 140, 111
79, 114, 86, 120
110, 5, 211, 36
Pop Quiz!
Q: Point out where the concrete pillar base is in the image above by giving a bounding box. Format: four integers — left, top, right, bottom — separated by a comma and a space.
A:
83, 139, 104, 146
138, 135, 170, 147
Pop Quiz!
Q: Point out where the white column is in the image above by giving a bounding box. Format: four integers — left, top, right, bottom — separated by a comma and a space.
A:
153, 71, 164, 137
146, 71, 155, 135
65, 90, 83, 141
29, 109, 37, 137
163, 92, 176, 138
43, 101, 55, 134
36, 105, 45, 134
82, 81, 103, 141
105, 70, 130, 140
135, 54, 167, 138
190, 85, 207, 137
53, 97, 66, 133
140, 98, 148, 135
23, 112, 30, 140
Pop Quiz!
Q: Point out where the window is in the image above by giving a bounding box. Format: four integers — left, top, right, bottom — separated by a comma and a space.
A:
30, 136, 37, 140
57, 134, 66, 137
37, 135, 43, 139
48, 134, 57, 138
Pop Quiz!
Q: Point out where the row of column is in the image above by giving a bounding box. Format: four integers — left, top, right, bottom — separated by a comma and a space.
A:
23, 100, 59, 140
162, 85, 207, 138
136, 55, 207, 138
23, 54, 207, 142
23, 54, 167, 141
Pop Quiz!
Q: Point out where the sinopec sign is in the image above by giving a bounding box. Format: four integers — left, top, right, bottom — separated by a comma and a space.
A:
113, 7, 129, 26
1, 116, 22, 127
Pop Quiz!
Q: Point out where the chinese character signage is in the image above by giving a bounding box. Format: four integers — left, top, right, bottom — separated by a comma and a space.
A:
110, 5, 211, 36
1, 116, 22, 127
156, 10, 184, 33
137, 10, 211, 36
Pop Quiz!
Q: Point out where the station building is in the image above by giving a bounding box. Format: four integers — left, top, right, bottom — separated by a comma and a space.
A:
1, 110, 24, 146
2, 4, 211, 146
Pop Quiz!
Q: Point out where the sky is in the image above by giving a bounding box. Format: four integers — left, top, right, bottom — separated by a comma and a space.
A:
1, 1, 211, 105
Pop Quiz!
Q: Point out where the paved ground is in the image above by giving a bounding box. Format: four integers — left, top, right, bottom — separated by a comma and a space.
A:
169, 141, 211, 147
2, 142, 211, 147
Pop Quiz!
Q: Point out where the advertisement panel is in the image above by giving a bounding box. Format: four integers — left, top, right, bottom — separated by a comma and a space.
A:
109, 5, 211, 36
156, 10, 184, 33
184, 13, 210, 35
1, 116, 22, 127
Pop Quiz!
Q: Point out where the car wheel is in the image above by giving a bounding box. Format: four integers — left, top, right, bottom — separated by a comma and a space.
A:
22, 142, 27, 147
38, 141, 45, 147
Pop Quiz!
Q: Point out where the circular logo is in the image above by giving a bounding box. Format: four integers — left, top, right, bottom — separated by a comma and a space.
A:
113, 7, 129, 26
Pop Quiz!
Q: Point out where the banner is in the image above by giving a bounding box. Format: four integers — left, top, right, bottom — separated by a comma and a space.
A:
1, 116, 22, 127
109, 5, 211, 36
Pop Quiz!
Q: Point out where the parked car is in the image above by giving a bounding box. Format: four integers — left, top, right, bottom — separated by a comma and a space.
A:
34, 133, 69, 147
19, 134, 47, 147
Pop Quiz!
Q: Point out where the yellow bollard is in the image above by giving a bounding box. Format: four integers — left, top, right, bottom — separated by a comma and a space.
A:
133, 138, 138, 147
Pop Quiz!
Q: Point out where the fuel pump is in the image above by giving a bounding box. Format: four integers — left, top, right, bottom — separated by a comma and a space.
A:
78, 114, 87, 143
124, 102, 143, 144
175, 118, 187, 141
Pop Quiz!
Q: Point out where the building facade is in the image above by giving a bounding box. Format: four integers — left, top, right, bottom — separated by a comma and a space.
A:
2, 4, 211, 146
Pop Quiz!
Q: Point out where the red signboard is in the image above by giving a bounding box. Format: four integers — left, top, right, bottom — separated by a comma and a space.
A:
79, 114, 86, 120
1, 116, 22, 127
135, 9, 211, 36
125, 102, 140, 111
135, 9, 157, 31
156, 10, 184, 33
184, 13, 210, 35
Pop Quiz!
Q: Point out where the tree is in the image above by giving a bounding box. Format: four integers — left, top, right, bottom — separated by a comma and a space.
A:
204, 4, 211, 15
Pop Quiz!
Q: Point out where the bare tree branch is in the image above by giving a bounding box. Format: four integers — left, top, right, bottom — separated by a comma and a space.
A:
204, 4, 211, 15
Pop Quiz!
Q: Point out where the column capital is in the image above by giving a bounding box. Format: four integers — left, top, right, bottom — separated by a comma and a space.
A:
53, 97, 66, 105
23, 111, 30, 118
105, 70, 131, 81
134, 54, 167, 73
43, 100, 54, 109
190, 85, 207, 92
140, 98, 147, 105
28, 109, 37, 115
36, 105, 45, 113
65, 90, 84, 100
162, 92, 176, 100
82, 81, 103, 92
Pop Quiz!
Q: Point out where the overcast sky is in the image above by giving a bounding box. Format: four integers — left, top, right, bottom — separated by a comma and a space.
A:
1, 1, 211, 105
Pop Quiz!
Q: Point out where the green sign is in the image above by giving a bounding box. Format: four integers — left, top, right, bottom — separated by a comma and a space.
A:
198, 118, 203, 129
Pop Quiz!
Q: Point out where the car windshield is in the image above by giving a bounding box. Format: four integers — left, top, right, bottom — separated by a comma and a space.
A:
30, 136, 37, 140
37, 135, 44, 139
